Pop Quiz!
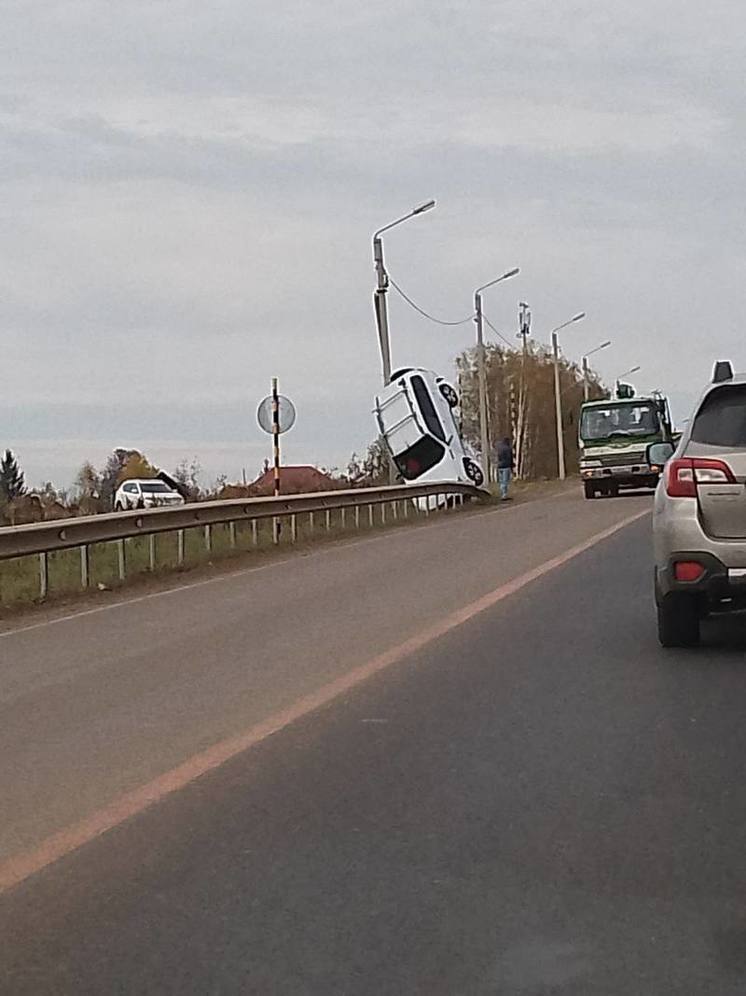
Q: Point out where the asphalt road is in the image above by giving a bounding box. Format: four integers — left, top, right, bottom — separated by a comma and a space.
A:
5, 495, 746, 993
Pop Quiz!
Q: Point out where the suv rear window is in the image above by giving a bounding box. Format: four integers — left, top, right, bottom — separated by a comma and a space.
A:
394, 437, 446, 480
691, 385, 746, 447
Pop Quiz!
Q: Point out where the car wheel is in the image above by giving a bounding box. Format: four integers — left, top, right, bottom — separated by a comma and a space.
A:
465, 461, 484, 487
583, 481, 596, 499
657, 593, 700, 648
438, 383, 459, 408
114, 502, 124, 512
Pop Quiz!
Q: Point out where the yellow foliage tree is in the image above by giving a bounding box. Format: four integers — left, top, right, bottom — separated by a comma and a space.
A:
118, 452, 158, 483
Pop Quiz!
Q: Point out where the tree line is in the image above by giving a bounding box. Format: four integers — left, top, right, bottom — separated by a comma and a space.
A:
456, 340, 605, 479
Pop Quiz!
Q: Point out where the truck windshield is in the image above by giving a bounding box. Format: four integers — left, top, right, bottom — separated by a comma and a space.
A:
580, 403, 659, 441
394, 437, 446, 480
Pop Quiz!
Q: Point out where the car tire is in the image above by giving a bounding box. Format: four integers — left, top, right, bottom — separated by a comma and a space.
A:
657, 593, 700, 648
114, 502, 124, 512
439, 383, 459, 408
583, 481, 596, 499
465, 461, 484, 487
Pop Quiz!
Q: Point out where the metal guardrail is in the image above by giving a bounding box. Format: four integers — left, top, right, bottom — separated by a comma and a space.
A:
0, 482, 486, 601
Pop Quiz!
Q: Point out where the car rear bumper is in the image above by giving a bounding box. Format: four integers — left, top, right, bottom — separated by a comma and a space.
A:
656, 551, 746, 609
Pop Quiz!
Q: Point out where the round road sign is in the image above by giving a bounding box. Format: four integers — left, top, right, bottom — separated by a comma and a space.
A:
257, 395, 297, 434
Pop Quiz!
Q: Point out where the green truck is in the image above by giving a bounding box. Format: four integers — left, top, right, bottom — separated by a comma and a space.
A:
578, 384, 675, 499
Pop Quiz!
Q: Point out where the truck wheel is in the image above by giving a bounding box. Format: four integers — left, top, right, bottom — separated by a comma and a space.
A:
583, 481, 596, 499
657, 593, 700, 648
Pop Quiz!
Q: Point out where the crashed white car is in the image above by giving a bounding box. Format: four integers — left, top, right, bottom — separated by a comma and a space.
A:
374, 367, 484, 491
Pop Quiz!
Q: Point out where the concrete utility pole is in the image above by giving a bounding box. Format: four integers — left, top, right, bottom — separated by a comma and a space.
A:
372, 200, 435, 387
581, 340, 612, 401
474, 268, 519, 483
551, 312, 586, 480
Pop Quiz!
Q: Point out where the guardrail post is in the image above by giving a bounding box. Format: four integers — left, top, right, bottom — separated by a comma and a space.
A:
355, 506, 360, 530
177, 529, 185, 565
204, 524, 212, 553
252, 520, 258, 547
80, 544, 89, 589
117, 539, 126, 582
325, 509, 331, 532
229, 521, 236, 549
368, 504, 374, 527
391, 501, 397, 521
273, 517, 279, 545
381, 503, 386, 525
291, 514, 297, 543
341, 507, 346, 530
39, 551, 49, 600
309, 512, 314, 535
149, 534, 156, 572
403, 499, 409, 519
425, 496, 431, 516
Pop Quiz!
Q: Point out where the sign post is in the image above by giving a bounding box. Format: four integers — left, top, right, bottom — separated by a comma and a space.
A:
257, 382, 297, 543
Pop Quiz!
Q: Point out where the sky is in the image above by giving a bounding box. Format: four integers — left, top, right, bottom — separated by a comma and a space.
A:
2, 0, 745, 489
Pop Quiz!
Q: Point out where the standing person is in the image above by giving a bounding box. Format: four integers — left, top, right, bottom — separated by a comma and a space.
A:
496, 436, 513, 501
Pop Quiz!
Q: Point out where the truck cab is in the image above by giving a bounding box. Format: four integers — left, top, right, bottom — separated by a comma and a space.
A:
579, 386, 673, 499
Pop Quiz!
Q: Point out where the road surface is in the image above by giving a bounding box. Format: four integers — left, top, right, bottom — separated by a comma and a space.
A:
3, 491, 746, 992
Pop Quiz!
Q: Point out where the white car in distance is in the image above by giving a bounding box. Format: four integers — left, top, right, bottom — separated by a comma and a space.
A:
114, 479, 186, 511
375, 367, 484, 495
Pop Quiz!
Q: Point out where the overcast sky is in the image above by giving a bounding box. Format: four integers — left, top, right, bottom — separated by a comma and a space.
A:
2, 0, 744, 488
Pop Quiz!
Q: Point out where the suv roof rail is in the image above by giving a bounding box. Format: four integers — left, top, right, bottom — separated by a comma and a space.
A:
712, 360, 734, 383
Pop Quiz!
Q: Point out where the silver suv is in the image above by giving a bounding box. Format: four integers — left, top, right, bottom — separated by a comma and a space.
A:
651, 361, 746, 646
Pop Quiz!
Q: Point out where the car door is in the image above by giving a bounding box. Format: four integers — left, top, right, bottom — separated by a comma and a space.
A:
687, 383, 746, 539
123, 482, 139, 508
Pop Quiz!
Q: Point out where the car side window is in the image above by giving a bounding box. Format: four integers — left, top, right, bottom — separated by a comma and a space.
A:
124, 483, 137, 493
411, 375, 446, 442
691, 386, 746, 447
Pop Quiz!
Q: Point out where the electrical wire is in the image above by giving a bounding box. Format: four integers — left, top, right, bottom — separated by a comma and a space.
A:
482, 314, 515, 349
387, 275, 475, 327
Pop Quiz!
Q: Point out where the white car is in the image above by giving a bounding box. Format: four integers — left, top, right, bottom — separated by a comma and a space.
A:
114, 479, 186, 511
374, 367, 484, 490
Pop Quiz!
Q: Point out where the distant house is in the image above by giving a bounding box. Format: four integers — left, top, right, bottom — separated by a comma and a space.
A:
219, 466, 341, 500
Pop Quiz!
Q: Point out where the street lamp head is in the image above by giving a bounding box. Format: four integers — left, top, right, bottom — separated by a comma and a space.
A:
412, 199, 436, 215
600, 339, 612, 349
476, 266, 520, 295
571, 312, 586, 323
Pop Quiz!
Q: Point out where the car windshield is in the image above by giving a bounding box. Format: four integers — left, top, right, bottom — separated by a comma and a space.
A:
393, 436, 446, 480
580, 402, 659, 441
139, 482, 172, 493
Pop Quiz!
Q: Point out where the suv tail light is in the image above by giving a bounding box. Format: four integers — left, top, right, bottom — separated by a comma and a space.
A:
665, 457, 735, 498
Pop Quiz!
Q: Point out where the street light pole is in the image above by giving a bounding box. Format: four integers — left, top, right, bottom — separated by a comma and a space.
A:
581, 340, 612, 401
372, 199, 436, 386
551, 312, 586, 480
614, 366, 640, 397
474, 268, 520, 483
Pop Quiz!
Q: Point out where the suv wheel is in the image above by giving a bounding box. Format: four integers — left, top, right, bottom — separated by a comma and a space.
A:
657, 593, 700, 648
114, 501, 124, 512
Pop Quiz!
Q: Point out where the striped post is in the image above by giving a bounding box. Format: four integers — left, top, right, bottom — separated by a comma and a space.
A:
272, 376, 281, 543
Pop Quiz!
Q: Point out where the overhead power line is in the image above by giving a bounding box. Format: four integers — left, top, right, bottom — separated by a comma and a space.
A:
482, 314, 514, 349
388, 275, 475, 327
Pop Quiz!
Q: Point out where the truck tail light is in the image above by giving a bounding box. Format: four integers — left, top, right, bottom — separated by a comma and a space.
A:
665, 457, 735, 497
